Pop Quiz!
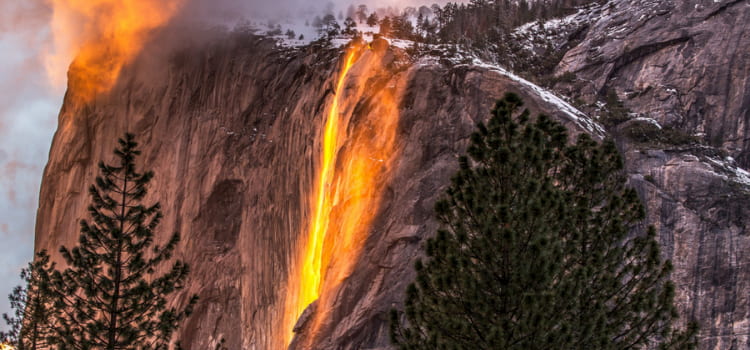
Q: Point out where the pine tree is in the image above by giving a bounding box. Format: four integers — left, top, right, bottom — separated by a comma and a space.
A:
51, 133, 197, 350
366, 13, 379, 27
390, 93, 697, 349
356, 5, 369, 24
1, 251, 56, 350
343, 17, 357, 36
321, 14, 341, 38
379, 16, 392, 36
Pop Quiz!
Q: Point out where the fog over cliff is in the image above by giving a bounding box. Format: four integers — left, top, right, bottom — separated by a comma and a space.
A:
175, 0, 451, 30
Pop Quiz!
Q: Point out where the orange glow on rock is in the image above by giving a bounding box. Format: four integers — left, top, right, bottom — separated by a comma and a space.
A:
282, 47, 359, 348
47, 0, 183, 101
299, 48, 358, 317
0, 343, 15, 350
283, 42, 401, 347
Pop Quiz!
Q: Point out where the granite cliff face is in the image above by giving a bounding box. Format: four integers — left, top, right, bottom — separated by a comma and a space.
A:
554, 1, 750, 348
35, 34, 598, 349
557, 0, 750, 165
35, 1, 750, 349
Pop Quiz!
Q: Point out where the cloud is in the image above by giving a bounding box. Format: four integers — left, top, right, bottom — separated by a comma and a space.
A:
0, 0, 58, 326
0, 1, 50, 34
175, 0, 453, 26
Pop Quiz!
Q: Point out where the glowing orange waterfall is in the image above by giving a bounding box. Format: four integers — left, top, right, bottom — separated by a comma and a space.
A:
280, 47, 357, 348
298, 49, 358, 316
283, 43, 401, 347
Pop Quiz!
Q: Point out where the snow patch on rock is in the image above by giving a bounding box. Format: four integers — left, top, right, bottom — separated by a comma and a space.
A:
706, 157, 750, 188
467, 60, 605, 136
632, 117, 662, 129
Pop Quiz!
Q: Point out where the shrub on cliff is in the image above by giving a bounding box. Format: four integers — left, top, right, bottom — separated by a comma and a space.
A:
390, 93, 697, 349
50, 134, 197, 350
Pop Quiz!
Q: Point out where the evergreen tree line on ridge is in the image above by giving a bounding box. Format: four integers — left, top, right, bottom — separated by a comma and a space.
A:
309, 0, 602, 41
301, 0, 606, 77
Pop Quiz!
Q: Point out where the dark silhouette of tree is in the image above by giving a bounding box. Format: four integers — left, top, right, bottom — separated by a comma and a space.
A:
356, 4, 369, 23
1, 251, 56, 350
321, 14, 341, 38
361, 0, 606, 75
51, 134, 198, 350
343, 17, 357, 36
366, 13, 379, 27
391, 93, 697, 350
379, 16, 392, 36
391, 15, 415, 40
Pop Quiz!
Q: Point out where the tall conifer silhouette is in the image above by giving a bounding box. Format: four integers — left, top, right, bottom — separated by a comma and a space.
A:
391, 93, 696, 350
52, 134, 197, 350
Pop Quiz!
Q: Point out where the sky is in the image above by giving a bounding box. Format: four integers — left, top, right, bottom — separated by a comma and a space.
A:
0, 0, 61, 324
0, 0, 457, 327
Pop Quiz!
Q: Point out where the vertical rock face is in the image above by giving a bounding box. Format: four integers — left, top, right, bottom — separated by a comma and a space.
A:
558, 0, 750, 165
35, 2, 750, 348
37, 35, 332, 349
624, 147, 750, 350
555, 1, 750, 348
35, 34, 596, 349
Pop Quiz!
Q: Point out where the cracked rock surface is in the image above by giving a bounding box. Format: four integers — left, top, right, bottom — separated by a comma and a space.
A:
558, 0, 750, 166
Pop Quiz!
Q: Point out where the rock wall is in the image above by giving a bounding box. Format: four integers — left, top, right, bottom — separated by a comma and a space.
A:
35, 33, 598, 349
624, 145, 750, 350
558, 0, 750, 166
34, 1, 750, 347
556, 1, 750, 347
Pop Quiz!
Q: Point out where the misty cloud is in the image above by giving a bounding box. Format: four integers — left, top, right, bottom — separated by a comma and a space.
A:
0, 1, 50, 33
176, 0, 453, 26
0, 2, 58, 324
